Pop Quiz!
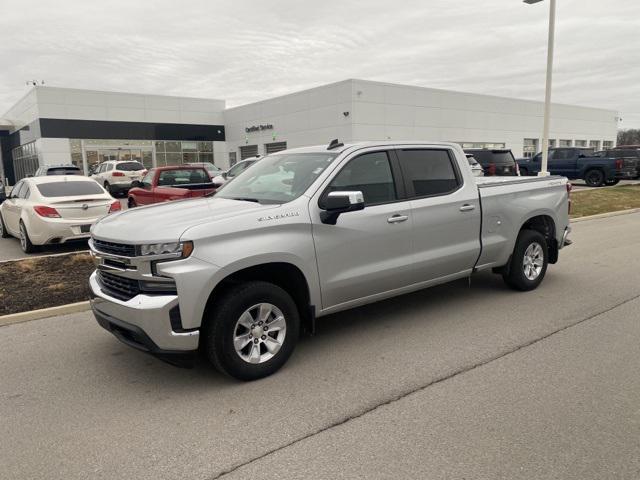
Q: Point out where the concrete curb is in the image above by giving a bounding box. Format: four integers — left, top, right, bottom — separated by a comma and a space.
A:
0, 250, 89, 264
571, 207, 640, 223
0, 301, 91, 327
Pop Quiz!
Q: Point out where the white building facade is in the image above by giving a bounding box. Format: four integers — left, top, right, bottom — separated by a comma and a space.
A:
1, 80, 618, 184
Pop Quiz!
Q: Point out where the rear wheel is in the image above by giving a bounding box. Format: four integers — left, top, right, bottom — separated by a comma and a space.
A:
0, 213, 10, 238
502, 229, 548, 291
203, 281, 300, 381
19, 220, 36, 254
127, 197, 137, 208
584, 169, 604, 187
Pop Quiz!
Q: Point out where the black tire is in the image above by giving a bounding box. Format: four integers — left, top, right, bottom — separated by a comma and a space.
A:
0, 213, 10, 238
519, 167, 528, 176
203, 281, 300, 381
127, 197, 136, 208
502, 229, 548, 291
605, 179, 619, 186
104, 182, 112, 195
19, 220, 37, 254
584, 169, 604, 187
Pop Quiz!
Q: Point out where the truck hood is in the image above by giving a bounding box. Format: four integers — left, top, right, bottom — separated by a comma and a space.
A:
92, 197, 274, 243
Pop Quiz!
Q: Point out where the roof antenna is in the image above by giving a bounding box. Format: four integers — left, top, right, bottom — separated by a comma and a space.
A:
327, 139, 344, 150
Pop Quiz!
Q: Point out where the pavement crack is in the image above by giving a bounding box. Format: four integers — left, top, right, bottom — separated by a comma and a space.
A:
208, 292, 640, 480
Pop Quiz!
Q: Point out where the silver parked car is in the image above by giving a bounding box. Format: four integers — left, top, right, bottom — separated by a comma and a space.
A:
89, 141, 571, 380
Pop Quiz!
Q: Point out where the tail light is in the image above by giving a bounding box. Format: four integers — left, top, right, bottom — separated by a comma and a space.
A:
34, 205, 61, 218
108, 201, 122, 214
615, 159, 623, 170
112, 171, 125, 177
566, 182, 572, 215
487, 163, 497, 176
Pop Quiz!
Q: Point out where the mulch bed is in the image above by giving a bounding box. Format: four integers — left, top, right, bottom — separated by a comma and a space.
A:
0, 253, 95, 316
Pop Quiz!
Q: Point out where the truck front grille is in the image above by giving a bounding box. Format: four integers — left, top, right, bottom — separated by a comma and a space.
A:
93, 239, 137, 257
97, 270, 140, 301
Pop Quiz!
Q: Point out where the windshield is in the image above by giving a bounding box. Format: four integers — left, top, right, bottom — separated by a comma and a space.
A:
217, 152, 338, 204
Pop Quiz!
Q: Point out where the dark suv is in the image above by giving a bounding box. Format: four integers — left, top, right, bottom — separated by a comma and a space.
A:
463, 149, 519, 176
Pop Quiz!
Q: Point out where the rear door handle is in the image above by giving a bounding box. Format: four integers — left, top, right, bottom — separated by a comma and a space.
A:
387, 214, 409, 224
459, 204, 476, 212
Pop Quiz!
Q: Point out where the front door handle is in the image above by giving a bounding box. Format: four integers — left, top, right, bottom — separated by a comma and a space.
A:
459, 204, 476, 212
387, 214, 409, 224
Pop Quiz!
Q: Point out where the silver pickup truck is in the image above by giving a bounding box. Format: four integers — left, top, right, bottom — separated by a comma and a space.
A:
89, 141, 571, 380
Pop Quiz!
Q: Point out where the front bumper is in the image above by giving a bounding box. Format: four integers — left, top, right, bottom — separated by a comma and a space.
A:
90, 271, 200, 355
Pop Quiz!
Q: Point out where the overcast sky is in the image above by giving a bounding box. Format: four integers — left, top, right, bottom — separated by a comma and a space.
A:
1, 0, 638, 128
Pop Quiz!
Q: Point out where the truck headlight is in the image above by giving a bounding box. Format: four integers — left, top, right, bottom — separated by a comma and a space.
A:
139, 241, 193, 258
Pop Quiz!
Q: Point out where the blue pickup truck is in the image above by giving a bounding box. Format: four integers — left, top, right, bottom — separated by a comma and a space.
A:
517, 147, 638, 187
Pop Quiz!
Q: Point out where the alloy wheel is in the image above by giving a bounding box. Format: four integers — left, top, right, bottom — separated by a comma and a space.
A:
19, 224, 27, 251
523, 242, 544, 281
233, 303, 287, 364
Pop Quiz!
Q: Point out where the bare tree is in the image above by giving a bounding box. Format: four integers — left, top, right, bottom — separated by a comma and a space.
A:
617, 129, 640, 145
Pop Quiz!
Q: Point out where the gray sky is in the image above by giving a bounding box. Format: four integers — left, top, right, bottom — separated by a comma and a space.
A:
1, 0, 638, 127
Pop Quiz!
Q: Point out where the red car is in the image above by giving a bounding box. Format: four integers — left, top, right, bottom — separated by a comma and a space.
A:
127, 166, 217, 208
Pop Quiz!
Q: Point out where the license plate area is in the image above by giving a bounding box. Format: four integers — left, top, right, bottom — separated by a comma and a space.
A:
80, 224, 91, 233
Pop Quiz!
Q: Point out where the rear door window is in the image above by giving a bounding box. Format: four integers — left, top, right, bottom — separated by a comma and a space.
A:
398, 149, 460, 198
36, 181, 105, 197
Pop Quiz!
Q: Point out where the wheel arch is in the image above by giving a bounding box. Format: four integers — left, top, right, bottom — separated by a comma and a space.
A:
203, 261, 316, 335
519, 213, 558, 264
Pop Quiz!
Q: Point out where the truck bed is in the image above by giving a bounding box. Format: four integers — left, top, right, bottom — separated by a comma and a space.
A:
473, 174, 570, 270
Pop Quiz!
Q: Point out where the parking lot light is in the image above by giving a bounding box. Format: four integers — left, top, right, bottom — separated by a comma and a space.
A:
524, 0, 556, 177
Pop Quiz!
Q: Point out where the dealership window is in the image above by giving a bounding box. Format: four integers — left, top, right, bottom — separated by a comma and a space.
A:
559, 139, 572, 147
574, 140, 587, 147
603, 140, 614, 149
549, 139, 556, 148
265, 142, 287, 155
240, 145, 259, 160
154, 141, 215, 167
12, 141, 39, 181
523, 138, 538, 158
229, 152, 237, 166
589, 140, 601, 150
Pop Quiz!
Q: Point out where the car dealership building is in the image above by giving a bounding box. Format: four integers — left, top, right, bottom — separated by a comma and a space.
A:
0, 79, 619, 184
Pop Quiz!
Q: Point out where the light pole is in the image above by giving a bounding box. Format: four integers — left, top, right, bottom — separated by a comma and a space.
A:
524, 0, 556, 176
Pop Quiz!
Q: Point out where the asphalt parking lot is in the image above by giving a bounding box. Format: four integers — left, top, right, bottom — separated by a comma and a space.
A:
2, 212, 639, 479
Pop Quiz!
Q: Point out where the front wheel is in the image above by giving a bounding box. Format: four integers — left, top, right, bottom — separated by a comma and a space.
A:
584, 169, 605, 187
203, 281, 300, 381
19, 220, 37, 254
502, 229, 548, 291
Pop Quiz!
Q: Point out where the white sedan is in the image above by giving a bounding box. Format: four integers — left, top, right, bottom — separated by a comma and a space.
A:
0, 176, 121, 253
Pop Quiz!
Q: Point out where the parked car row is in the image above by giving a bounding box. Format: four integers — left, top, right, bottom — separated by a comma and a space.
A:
517, 147, 639, 187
